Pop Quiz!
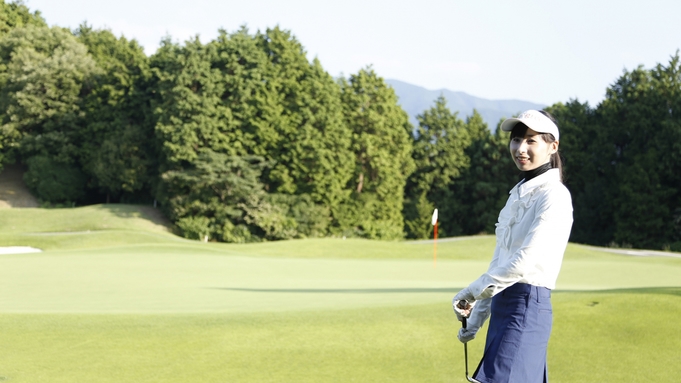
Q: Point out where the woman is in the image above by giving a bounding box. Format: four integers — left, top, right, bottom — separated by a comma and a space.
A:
453, 110, 573, 383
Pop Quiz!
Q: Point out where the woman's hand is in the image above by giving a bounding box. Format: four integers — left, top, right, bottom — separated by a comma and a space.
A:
458, 327, 477, 343
452, 288, 476, 321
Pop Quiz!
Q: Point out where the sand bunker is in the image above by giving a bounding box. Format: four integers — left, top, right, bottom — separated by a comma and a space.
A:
0, 246, 42, 254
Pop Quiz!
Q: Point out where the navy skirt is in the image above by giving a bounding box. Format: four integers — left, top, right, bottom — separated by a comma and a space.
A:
473, 283, 552, 383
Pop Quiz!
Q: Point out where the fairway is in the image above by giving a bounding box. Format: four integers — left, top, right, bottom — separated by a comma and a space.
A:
1, 205, 680, 382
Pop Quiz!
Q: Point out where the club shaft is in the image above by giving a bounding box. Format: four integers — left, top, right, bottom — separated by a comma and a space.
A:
464, 342, 469, 374
461, 316, 481, 383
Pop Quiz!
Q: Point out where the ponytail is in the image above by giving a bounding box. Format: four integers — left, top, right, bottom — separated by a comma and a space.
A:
538, 110, 564, 182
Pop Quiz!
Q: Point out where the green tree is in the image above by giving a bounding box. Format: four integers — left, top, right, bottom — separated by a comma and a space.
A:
161, 150, 319, 242
150, 36, 245, 238
404, 191, 435, 239
76, 24, 155, 203
449, 113, 517, 236
546, 54, 681, 250
223, 27, 354, 212
339, 68, 415, 239
0, 25, 98, 201
151, 36, 236, 166
0, 0, 45, 38
404, 96, 470, 238
597, 56, 681, 249
151, 27, 353, 241
23, 155, 86, 203
161, 150, 271, 242
546, 100, 614, 245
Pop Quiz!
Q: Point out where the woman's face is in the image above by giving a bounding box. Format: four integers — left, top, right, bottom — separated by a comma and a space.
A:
509, 127, 558, 171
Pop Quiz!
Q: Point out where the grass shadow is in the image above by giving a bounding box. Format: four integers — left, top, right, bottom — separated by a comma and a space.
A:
217, 286, 681, 296
210, 287, 459, 294
97, 204, 172, 228
554, 286, 681, 297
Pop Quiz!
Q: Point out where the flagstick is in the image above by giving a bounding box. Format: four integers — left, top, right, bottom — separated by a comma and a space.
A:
431, 208, 439, 269
433, 221, 438, 268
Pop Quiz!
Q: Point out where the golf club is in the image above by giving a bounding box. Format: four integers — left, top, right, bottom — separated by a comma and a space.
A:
457, 300, 481, 383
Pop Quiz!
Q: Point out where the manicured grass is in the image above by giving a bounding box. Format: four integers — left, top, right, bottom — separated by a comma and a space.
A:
217, 236, 497, 260
2, 242, 679, 314
0, 204, 178, 251
0, 290, 678, 383
0, 204, 680, 382
551, 288, 681, 383
0, 204, 171, 234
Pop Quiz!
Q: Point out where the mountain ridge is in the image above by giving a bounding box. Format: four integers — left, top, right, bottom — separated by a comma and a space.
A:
386, 79, 546, 131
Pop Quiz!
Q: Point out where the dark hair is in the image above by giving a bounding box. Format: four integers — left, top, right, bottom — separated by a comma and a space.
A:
509, 110, 564, 180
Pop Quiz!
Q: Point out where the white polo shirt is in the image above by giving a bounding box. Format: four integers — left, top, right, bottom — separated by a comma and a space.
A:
469, 168, 573, 299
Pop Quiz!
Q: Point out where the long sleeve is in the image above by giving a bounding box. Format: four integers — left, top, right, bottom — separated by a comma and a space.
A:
467, 170, 573, 300
466, 296, 492, 331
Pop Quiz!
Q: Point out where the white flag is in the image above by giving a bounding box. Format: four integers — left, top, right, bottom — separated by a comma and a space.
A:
431, 208, 438, 226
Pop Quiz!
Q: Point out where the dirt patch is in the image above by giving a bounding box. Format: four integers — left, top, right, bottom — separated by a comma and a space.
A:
0, 164, 39, 208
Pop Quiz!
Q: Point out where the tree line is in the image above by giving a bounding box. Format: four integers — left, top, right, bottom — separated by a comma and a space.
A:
548, 56, 681, 251
1, 1, 680, 250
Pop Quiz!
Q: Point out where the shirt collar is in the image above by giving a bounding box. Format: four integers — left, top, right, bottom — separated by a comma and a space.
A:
510, 168, 562, 198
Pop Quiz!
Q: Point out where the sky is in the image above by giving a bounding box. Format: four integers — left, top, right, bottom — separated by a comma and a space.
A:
24, 0, 681, 107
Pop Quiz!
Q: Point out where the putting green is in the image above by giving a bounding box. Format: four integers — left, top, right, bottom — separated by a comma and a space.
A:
1, 242, 679, 314
1, 205, 680, 382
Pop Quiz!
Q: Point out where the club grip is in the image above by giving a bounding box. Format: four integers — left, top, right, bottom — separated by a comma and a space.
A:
457, 300, 469, 329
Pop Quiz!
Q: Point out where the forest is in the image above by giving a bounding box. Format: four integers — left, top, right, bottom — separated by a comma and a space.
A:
1, 1, 680, 250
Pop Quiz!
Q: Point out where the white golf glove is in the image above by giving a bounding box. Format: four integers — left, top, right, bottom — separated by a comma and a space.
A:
452, 297, 475, 322
456, 298, 491, 344
452, 287, 476, 321
454, 286, 475, 303
458, 328, 477, 343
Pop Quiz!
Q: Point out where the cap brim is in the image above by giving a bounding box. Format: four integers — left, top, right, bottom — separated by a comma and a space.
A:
500, 118, 522, 132
500, 111, 560, 141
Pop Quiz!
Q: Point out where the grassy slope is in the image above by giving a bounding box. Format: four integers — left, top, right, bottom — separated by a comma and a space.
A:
0, 204, 183, 250
0, 205, 680, 382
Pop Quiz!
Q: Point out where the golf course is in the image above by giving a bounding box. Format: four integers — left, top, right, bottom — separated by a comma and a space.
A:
0, 204, 680, 382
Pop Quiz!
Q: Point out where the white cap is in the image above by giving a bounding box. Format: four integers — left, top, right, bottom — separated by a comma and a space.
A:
431, 209, 438, 226
500, 110, 559, 141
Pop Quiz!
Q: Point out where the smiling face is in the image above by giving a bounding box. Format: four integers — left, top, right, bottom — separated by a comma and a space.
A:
509, 124, 559, 171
